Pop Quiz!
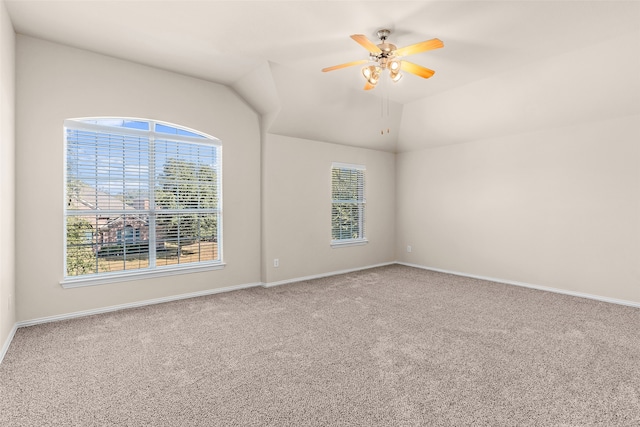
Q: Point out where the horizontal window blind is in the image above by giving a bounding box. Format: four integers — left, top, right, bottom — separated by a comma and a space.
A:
331, 163, 366, 242
65, 118, 221, 279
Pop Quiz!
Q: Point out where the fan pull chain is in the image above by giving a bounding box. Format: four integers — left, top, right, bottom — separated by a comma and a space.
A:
386, 89, 390, 134
381, 77, 390, 135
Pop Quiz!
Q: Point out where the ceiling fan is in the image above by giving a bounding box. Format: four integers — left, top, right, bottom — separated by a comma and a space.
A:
322, 29, 444, 90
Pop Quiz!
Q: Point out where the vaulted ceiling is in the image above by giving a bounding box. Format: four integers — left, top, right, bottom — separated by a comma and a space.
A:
6, 1, 640, 152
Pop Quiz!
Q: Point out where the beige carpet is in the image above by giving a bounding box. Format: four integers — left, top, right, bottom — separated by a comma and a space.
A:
1, 265, 639, 426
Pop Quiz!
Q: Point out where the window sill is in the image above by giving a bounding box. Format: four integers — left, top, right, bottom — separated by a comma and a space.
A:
331, 239, 368, 248
60, 262, 226, 288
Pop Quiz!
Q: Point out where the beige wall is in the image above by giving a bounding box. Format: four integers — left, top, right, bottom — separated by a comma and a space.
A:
15, 36, 261, 321
397, 114, 640, 304
263, 134, 396, 284
0, 0, 16, 350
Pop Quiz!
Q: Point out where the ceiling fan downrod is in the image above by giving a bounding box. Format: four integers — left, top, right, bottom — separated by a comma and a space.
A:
373, 29, 397, 63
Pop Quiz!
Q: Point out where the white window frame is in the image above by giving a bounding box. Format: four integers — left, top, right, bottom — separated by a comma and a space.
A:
61, 118, 224, 288
331, 162, 368, 248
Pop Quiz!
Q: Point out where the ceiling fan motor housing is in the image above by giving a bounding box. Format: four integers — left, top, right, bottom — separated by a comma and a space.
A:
373, 29, 398, 68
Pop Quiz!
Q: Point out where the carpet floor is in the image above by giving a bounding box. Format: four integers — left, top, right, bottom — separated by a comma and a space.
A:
1, 265, 639, 426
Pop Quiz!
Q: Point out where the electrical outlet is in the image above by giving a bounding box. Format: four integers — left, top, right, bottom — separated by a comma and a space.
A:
407, 245, 412, 253
273, 258, 279, 268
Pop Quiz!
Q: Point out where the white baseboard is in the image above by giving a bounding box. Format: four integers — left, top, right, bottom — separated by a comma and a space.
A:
1, 282, 259, 365
263, 262, 396, 288
398, 262, 640, 309
15, 281, 263, 329
0, 323, 18, 365
4, 262, 637, 365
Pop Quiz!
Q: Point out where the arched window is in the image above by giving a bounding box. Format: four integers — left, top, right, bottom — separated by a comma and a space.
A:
64, 118, 222, 283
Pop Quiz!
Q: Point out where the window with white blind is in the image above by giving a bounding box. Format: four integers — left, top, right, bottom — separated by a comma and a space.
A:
331, 163, 367, 247
63, 118, 222, 286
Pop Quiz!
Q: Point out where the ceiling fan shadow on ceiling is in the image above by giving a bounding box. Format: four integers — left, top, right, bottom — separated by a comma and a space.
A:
322, 29, 443, 90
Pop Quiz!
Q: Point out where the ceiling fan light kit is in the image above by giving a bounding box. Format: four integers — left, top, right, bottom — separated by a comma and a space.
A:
362, 65, 381, 86
322, 29, 443, 90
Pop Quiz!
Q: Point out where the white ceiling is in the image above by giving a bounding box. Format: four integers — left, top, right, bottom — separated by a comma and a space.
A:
5, 1, 640, 152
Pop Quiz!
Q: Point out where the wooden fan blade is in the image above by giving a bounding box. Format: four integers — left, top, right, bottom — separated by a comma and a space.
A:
400, 61, 435, 79
351, 34, 382, 54
364, 82, 375, 90
322, 59, 368, 72
394, 38, 444, 57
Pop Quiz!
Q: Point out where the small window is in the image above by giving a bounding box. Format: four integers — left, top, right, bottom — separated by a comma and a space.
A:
64, 118, 222, 284
331, 163, 367, 247
124, 225, 135, 244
